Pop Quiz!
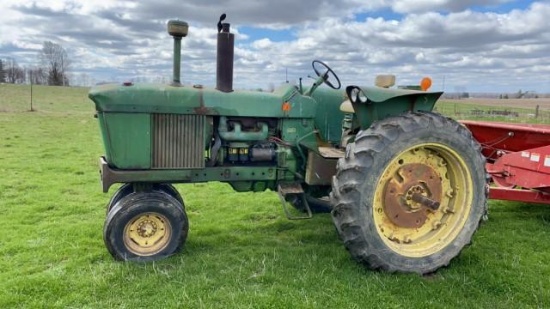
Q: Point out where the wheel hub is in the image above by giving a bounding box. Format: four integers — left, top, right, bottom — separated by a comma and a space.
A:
124, 213, 171, 255
404, 185, 427, 211
137, 220, 158, 238
383, 163, 442, 228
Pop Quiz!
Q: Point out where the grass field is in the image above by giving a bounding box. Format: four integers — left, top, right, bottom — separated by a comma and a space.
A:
1, 83, 550, 308
435, 97, 550, 124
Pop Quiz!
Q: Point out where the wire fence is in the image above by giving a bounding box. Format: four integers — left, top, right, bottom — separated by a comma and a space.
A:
0, 84, 92, 114
434, 100, 550, 124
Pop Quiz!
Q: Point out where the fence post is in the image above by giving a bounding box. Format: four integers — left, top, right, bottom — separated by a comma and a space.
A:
29, 70, 34, 112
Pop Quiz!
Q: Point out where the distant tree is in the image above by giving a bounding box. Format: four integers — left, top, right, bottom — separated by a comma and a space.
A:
40, 41, 70, 86
72, 73, 93, 87
516, 89, 527, 99
3, 58, 25, 84
27, 67, 48, 85
0, 59, 5, 83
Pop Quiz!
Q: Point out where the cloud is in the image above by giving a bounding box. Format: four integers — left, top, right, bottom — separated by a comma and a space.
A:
0, 0, 549, 92
238, 2, 550, 91
391, 0, 515, 13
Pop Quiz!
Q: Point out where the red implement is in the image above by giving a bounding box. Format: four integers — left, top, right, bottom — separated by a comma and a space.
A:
461, 120, 550, 204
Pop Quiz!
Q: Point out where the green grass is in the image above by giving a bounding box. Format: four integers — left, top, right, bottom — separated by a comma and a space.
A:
1, 84, 550, 308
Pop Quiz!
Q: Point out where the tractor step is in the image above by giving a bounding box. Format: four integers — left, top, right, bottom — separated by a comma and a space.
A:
277, 183, 312, 220
318, 146, 345, 159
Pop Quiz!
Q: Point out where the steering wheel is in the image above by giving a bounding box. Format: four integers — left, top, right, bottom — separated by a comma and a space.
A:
312, 60, 341, 90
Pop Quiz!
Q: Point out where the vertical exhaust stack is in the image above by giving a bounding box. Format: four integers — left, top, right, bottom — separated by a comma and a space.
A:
216, 14, 234, 92
167, 20, 189, 86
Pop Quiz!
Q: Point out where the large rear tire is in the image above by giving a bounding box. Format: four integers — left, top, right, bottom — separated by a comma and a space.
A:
330, 112, 487, 274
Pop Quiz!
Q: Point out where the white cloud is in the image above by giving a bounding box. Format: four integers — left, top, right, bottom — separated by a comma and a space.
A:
391, 0, 515, 13
0, 0, 549, 92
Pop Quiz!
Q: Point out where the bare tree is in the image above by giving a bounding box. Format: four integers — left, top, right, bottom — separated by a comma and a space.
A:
74, 72, 92, 87
0, 59, 5, 83
27, 67, 48, 85
40, 41, 70, 86
3, 58, 25, 84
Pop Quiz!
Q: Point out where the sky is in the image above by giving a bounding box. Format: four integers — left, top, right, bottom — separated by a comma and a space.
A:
1, 0, 549, 93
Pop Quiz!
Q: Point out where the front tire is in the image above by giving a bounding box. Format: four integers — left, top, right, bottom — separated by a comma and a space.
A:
106, 183, 184, 214
105, 183, 134, 214
330, 112, 487, 274
104, 191, 189, 261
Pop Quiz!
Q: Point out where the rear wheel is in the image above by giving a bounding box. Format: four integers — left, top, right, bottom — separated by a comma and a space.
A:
331, 112, 487, 274
104, 191, 189, 261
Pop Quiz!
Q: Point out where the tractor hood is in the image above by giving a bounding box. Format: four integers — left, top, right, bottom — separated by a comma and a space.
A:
89, 83, 318, 118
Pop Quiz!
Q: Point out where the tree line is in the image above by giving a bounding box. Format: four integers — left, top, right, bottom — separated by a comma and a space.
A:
0, 41, 70, 86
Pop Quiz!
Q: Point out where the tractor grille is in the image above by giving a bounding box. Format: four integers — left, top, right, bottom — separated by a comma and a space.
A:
152, 114, 205, 169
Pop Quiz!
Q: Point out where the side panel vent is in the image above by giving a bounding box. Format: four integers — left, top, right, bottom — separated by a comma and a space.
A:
153, 114, 205, 169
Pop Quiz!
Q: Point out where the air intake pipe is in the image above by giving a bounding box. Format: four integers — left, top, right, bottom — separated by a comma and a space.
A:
216, 14, 234, 92
167, 20, 189, 86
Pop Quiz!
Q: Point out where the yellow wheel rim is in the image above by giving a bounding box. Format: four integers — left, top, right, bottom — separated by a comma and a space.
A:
373, 143, 473, 258
123, 212, 172, 256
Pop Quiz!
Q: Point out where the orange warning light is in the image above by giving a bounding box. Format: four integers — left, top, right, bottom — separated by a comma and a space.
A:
420, 77, 432, 91
282, 102, 291, 112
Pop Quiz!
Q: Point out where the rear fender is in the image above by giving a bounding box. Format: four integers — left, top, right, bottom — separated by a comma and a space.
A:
346, 85, 443, 129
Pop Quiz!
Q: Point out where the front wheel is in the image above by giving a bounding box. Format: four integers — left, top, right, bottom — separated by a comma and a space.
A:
330, 112, 487, 274
103, 191, 189, 261
105, 183, 184, 214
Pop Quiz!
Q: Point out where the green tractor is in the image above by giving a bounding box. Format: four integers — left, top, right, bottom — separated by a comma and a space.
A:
89, 16, 487, 274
